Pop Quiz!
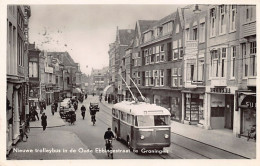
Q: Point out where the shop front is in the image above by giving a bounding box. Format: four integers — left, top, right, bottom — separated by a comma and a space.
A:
206, 87, 236, 130
182, 88, 205, 125
153, 89, 182, 122
237, 91, 256, 137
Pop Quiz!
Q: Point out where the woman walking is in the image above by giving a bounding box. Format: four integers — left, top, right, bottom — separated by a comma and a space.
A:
41, 113, 47, 131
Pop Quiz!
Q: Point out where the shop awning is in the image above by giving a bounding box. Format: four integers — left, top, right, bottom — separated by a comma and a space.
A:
103, 85, 113, 95
73, 88, 82, 94
239, 92, 256, 109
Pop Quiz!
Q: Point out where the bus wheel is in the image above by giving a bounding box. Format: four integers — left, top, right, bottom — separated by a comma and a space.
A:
127, 137, 133, 151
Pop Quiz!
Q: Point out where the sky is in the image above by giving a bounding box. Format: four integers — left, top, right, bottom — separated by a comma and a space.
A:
29, 4, 184, 75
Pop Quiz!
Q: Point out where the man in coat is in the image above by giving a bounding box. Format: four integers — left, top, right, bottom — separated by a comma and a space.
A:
41, 113, 47, 131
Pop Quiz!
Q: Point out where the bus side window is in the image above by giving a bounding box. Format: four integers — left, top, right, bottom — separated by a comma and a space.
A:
135, 116, 138, 126
131, 115, 134, 126
115, 109, 118, 118
127, 113, 132, 124
112, 108, 115, 116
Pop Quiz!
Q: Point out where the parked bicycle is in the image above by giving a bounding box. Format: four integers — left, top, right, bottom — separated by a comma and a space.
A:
247, 125, 256, 141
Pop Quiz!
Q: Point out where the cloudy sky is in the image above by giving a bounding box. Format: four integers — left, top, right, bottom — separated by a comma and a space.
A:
29, 4, 184, 75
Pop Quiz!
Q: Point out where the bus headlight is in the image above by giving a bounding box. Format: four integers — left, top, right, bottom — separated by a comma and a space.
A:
164, 134, 169, 139
140, 135, 145, 140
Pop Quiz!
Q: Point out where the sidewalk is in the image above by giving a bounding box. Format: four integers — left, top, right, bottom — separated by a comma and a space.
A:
30, 104, 65, 128
7, 130, 95, 159
101, 100, 256, 159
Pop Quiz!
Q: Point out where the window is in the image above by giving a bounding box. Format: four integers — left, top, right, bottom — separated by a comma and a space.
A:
179, 78, 183, 86
230, 5, 236, 32
211, 50, 218, 77
163, 21, 173, 35
149, 48, 152, 55
150, 54, 155, 63
173, 50, 178, 60
172, 77, 178, 87
192, 27, 198, 40
190, 64, 195, 81
242, 43, 248, 77
178, 68, 182, 76
153, 70, 160, 86
219, 5, 226, 34
210, 8, 216, 37
160, 44, 164, 52
198, 59, 204, 81
246, 6, 254, 22
156, 46, 160, 53
149, 71, 154, 86
160, 53, 165, 62
249, 41, 257, 76
230, 46, 236, 78
176, 24, 179, 34
199, 23, 206, 43
160, 70, 164, 86
137, 72, 140, 78
221, 48, 226, 77
145, 71, 149, 86
127, 114, 133, 124
121, 112, 127, 121
29, 62, 38, 78
172, 68, 178, 76
179, 48, 184, 59
156, 54, 160, 63
185, 28, 190, 40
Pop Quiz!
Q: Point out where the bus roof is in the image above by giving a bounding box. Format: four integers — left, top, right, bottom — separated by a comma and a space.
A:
113, 101, 171, 116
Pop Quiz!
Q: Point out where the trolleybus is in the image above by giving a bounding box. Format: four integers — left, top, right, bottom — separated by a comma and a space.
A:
112, 101, 171, 152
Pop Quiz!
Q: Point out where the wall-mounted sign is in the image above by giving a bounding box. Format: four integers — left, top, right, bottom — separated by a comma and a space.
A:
210, 87, 230, 93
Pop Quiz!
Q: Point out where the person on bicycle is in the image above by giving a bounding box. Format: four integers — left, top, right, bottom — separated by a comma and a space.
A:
104, 128, 115, 150
81, 105, 86, 120
90, 107, 97, 123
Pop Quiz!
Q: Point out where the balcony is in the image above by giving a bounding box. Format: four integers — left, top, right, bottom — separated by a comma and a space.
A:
242, 21, 256, 38
247, 77, 256, 87
185, 40, 198, 55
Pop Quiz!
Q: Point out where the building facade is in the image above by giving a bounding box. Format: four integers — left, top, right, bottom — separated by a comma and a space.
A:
6, 5, 31, 155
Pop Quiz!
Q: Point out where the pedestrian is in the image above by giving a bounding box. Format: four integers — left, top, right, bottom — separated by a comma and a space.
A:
41, 113, 47, 131
81, 105, 86, 120
33, 106, 39, 120
51, 103, 55, 115
54, 101, 58, 112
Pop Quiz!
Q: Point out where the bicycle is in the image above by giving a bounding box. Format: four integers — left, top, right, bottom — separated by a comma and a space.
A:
91, 115, 96, 125
19, 128, 28, 142
105, 139, 113, 159
247, 125, 256, 141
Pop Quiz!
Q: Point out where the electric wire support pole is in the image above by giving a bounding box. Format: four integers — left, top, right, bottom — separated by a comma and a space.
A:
118, 73, 137, 102
127, 75, 146, 102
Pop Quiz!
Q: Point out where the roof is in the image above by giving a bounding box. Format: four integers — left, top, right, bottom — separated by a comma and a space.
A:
138, 20, 158, 33
49, 52, 77, 67
151, 12, 176, 28
118, 29, 135, 45
113, 101, 171, 116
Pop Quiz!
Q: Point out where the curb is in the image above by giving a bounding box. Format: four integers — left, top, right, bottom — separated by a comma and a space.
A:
30, 124, 66, 128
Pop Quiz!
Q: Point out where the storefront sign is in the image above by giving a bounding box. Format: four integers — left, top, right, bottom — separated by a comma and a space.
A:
210, 87, 230, 93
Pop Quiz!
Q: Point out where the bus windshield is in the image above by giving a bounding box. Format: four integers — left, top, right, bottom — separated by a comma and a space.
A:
136, 115, 170, 126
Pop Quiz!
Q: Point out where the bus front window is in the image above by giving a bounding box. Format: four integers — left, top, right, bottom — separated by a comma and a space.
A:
137, 115, 154, 126
136, 115, 170, 126
154, 115, 169, 126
